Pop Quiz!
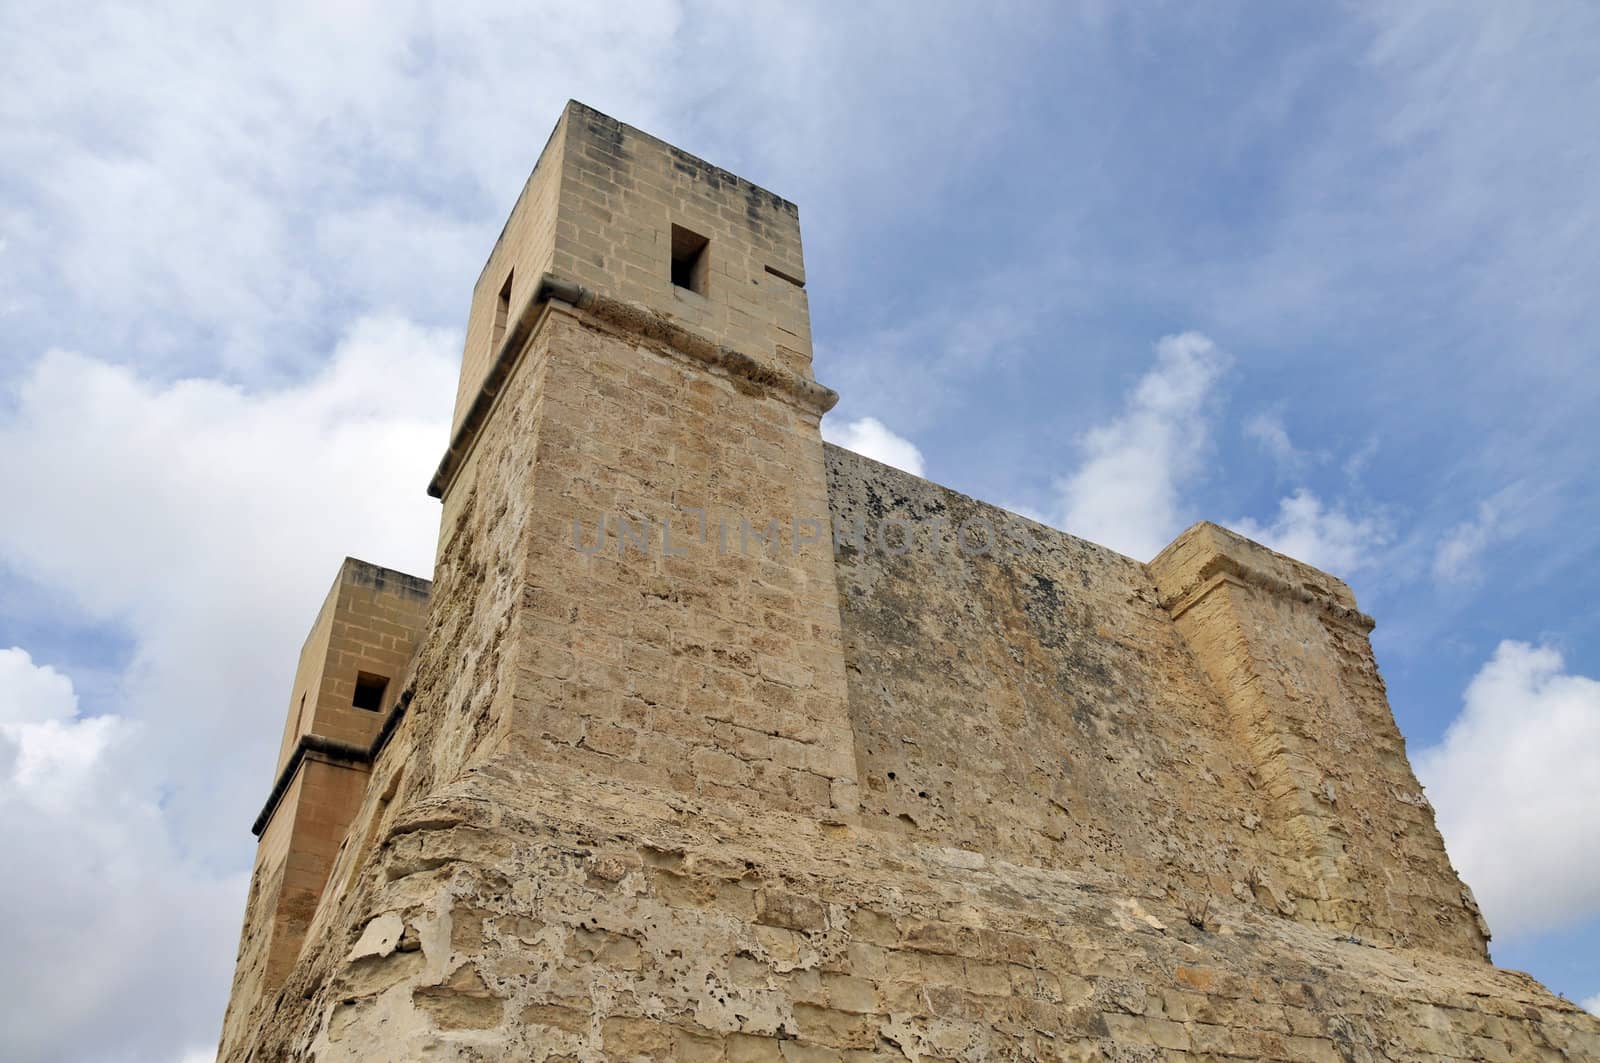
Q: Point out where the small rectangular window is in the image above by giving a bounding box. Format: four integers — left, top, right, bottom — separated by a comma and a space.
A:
352, 672, 389, 712
670, 225, 709, 294
490, 270, 513, 353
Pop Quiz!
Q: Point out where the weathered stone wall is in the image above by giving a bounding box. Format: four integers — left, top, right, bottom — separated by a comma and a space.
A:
453, 109, 567, 432
221, 399, 1598, 1062
230, 761, 1600, 1062
275, 580, 338, 770
546, 102, 813, 378
440, 297, 855, 817
829, 450, 1486, 960
492, 304, 855, 819
224, 761, 302, 1034
218, 101, 1599, 1061
828, 449, 1285, 916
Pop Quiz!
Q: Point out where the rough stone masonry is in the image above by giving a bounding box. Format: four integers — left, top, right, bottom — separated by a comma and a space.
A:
217, 101, 1600, 1061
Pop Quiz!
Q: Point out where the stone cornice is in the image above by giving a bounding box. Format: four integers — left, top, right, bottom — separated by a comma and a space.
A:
427, 273, 839, 500
250, 689, 414, 836
1159, 552, 1376, 632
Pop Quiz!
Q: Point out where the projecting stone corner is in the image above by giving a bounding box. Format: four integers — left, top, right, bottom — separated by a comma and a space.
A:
1151, 521, 1373, 631
1149, 519, 1490, 959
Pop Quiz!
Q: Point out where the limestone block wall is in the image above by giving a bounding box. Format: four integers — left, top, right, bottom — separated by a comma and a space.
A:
226, 755, 375, 1043
493, 306, 855, 818
547, 102, 812, 377
428, 294, 856, 824
427, 99, 851, 822
274, 581, 337, 770
222, 432, 1565, 1062
830, 449, 1486, 960
223, 280, 855, 1056
226, 762, 303, 1023
828, 451, 1285, 904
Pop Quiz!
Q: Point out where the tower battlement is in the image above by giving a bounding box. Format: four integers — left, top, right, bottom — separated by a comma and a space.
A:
452, 101, 812, 437
218, 103, 1600, 1062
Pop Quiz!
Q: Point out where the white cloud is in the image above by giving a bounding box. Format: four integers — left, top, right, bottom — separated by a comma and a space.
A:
822, 415, 926, 476
1234, 488, 1388, 576
1243, 411, 1309, 473
1044, 341, 1387, 576
0, 647, 245, 1063
0, 316, 453, 847
0, 1, 682, 373
1585, 994, 1600, 1018
1341, 436, 1381, 484
0, 647, 120, 804
1051, 331, 1230, 561
1434, 503, 1503, 587
0, 645, 78, 725
1416, 641, 1600, 940
1433, 485, 1542, 587
0, 319, 455, 1059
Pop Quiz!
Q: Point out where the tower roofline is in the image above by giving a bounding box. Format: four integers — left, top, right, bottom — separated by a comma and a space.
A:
471, 99, 799, 298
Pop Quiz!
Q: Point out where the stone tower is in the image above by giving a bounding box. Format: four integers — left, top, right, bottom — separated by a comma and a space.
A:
218, 102, 1600, 1061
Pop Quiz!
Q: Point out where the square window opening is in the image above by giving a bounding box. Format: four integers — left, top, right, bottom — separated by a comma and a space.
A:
353, 671, 389, 712
670, 225, 709, 294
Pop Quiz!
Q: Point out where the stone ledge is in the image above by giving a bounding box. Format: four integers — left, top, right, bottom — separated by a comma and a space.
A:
251, 688, 414, 836
1151, 521, 1376, 632
427, 273, 839, 500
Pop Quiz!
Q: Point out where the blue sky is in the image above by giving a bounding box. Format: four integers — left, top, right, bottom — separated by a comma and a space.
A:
2, 2, 1598, 1058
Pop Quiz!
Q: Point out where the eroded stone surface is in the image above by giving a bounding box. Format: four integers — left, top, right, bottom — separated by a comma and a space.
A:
234, 766, 1600, 1062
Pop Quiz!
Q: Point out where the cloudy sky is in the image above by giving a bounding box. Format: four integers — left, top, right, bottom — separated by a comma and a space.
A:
3, 2, 1599, 1058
